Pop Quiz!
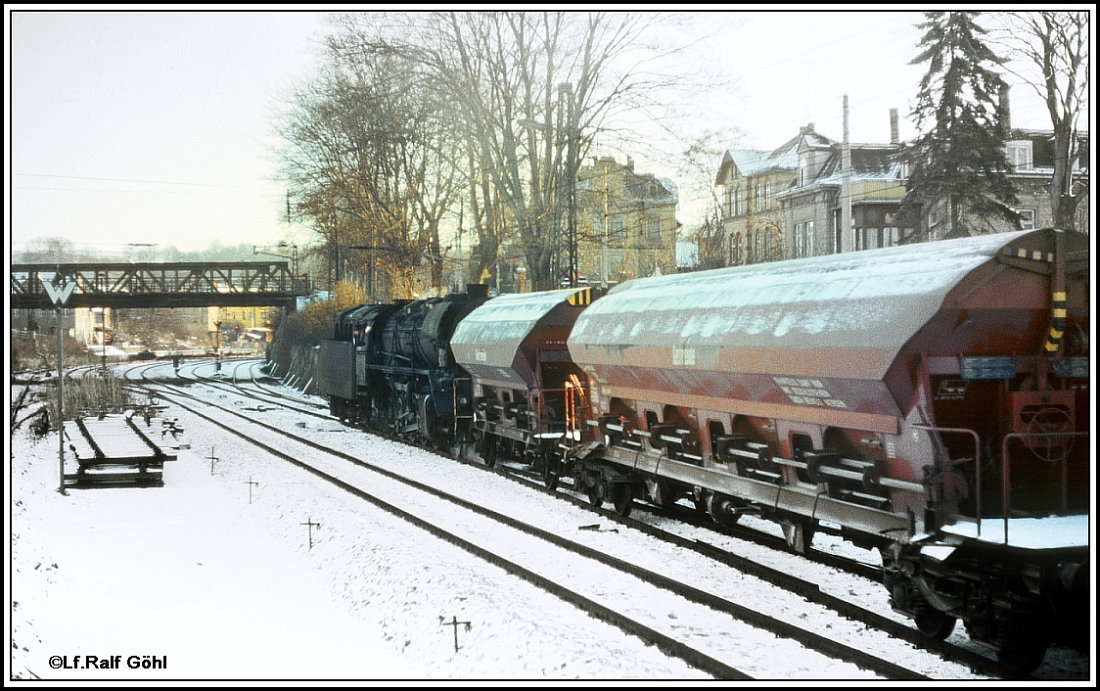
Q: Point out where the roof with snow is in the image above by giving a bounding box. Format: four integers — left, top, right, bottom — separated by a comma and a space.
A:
451, 287, 590, 388
800, 144, 906, 189
656, 177, 679, 204
715, 127, 835, 184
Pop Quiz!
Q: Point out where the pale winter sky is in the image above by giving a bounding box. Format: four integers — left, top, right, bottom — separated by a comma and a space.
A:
6, 6, 1069, 258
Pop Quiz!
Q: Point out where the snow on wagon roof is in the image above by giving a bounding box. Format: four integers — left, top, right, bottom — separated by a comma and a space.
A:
570, 230, 1038, 380
451, 288, 587, 371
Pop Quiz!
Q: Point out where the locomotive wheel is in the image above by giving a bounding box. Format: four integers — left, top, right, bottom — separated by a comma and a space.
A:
611, 483, 634, 517
915, 608, 956, 640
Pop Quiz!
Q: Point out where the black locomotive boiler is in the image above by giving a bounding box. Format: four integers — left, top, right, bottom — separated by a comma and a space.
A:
318, 285, 489, 445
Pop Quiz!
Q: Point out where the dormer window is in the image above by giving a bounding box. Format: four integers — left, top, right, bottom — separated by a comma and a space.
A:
1006, 140, 1033, 170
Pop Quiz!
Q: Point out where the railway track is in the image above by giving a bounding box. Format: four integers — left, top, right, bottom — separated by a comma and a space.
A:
135, 359, 1092, 679
140, 358, 1061, 678
117, 360, 1008, 679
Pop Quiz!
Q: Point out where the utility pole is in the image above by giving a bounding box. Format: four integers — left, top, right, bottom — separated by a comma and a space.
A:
562, 82, 578, 288
455, 203, 465, 290
841, 94, 852, 253
58, 304, 65, 492
101, 309, 108, 372
602, 165, 610, 289
42, 271, 75, 495
213, 320, 223, 372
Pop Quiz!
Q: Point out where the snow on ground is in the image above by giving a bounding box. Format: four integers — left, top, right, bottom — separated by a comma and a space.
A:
9, 379, 708, 682
8, 367, 1093, 683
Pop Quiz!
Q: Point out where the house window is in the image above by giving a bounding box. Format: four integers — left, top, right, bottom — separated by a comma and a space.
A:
863, 227, 880, 250
763, 181, 771, 209
799, 157, 808, 186
794, 222, 804, 258
729, 233, 742, 265
805, 221, 813, 256
1006, 140, 1033, 170
752, 229, 768, 263
1014, 208, 1036, 230
754, 184, 763, 212
646, 218, 661, 243
882, 227, 900, 247
728, 185, 744, 217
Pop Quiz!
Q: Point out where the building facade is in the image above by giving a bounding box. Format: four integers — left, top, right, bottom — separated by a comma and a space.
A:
714, 125, 831, 265
778, 141, 915, 258
574, 156, 680, 285
927, 129, 1090, 239
716, 114, 1087, 266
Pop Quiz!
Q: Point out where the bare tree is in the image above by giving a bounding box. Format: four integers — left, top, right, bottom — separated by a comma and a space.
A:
325, 11, 708, 291
18, 236, 77, 263
686, 212, 726, 271
276, 35, 462, 299
997, 11, 1089, 231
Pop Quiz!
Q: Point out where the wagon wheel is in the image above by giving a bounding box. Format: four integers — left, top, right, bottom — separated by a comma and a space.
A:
483, 434, 497, 468
542, 456, 560, 491
915, 608, 956, 640
993, 611, 1051, 678
611, 483, 634, 518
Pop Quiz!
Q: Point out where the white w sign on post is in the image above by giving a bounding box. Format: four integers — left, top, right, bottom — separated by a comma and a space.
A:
42, 275, 76, 307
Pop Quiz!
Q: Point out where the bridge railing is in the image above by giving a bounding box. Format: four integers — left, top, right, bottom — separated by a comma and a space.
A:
11, 262, 311, 310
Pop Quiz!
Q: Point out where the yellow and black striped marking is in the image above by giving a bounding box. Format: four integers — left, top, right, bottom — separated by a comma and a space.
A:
1045, 291, 1067, 357
567, 287, 591, 306
1015, 247, 1055, 263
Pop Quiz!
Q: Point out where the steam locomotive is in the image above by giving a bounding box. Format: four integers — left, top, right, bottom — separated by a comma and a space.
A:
317, 228, 1089, 674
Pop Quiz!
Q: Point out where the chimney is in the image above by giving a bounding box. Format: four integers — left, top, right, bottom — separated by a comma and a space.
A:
800, 123, 815, 135
1000, 84, 1011, 131
890, 109, 899, 144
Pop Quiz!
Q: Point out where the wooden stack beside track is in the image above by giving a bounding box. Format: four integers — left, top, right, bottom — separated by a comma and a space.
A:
63, 413, 182, 488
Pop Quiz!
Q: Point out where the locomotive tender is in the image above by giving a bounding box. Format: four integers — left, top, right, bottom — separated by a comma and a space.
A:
318, 228, 1089, 674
